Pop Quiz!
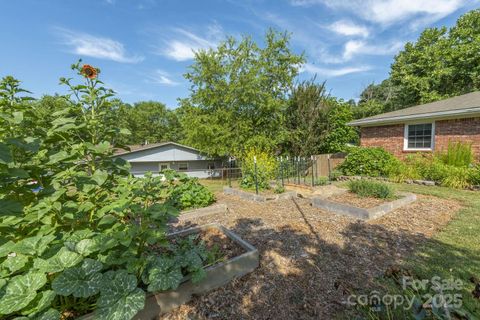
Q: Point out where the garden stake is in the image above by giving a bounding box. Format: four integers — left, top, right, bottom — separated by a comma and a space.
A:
254, 156, 259, 195
280, 156, 284, 187
311, 155, 314, 187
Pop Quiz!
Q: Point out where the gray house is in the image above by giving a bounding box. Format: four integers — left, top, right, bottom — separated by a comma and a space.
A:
113, 142, 224, 178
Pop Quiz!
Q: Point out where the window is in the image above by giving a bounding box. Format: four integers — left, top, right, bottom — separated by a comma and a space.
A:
178, 162, 188, 171
207, 162, 215, 170
404, 123, 434, 150
159, 162, 170, 171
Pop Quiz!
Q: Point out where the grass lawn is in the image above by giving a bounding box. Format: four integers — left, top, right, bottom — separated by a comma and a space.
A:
199, 179, 241, 194
360, 182, 480, 318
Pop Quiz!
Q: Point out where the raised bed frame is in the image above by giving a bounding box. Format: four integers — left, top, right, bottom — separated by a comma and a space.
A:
311, 192, 417, 220
81, 223, 259, 319
223, 186, 297, 202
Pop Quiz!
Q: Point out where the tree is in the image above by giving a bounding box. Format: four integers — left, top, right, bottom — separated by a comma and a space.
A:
113, 101, 183, 145
357, 9, 480, 114
179, 29, 305, 157
284, 79, 357, 155
284, 79, 331, 156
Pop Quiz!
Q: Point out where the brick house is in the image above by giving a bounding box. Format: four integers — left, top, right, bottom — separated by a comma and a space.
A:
349, 92, 480, 159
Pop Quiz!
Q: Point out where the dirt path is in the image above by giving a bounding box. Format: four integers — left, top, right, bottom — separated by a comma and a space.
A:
164, 193, 461, 319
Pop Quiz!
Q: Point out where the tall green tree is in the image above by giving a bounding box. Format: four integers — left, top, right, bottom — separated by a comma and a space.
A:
356, 9, 480, 115
179, 29, 305, 157
114, 101, 183, 145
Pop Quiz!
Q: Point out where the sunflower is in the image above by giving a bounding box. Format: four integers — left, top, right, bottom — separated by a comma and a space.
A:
81, 64, 98, 79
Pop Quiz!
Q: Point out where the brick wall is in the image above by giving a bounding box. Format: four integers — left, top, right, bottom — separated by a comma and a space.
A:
360, 124, 405, 158
360, 117, 480, 159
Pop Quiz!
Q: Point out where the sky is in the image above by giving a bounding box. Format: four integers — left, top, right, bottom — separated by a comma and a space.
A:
0, 0, 478, 108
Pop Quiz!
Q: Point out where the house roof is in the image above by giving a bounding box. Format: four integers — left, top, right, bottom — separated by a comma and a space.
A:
349, 91, 480, 127
113, 142, 201, 157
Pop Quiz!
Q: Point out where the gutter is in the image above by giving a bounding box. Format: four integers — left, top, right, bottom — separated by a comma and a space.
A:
348, 107, 480, 127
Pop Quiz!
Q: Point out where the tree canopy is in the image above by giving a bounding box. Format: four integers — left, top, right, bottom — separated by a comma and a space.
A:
355, 9, 480, 118
179, 29, 305, 157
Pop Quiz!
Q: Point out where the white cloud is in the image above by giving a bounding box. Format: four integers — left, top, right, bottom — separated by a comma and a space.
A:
147, 69, 179, 86
291, 0, 467, 26
155, 24, 224, 61
54, 28, 143, 63
327, 20, 369, 37
342, 40, 404, 60
301, 63, 371, 77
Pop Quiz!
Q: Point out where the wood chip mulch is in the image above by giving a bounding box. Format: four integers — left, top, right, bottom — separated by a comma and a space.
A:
163, 192, 461, 320
327, 191, 390, 208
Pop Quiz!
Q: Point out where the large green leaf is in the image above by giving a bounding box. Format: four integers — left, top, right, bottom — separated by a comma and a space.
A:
52, 259, 103, 298
146, 257, 183, 292
96, 270, 145, 320
0, 241, 15, 258
20, 290, 56, 316
91, 170, 108, 186
0, 142, 13, 165
75, 239, 100, 256
13, 235, 55, 256
0, 272, 46, 314
0, 199, 23, 215
1, 253, 29, 274
33, 247, 82, 273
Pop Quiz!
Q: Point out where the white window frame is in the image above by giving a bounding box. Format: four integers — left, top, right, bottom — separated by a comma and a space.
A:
178, 162, 189, 171
158, 162, 170, 171
403, 121, 435, 151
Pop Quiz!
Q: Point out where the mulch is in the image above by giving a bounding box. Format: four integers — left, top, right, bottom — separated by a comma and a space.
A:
163, 192, 461, 320
328, 191, 390, 208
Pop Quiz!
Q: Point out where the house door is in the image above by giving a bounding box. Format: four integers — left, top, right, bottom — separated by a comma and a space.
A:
159, 162, 170, 171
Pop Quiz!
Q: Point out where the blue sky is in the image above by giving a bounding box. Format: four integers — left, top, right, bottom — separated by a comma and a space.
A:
1, 0, 478, 108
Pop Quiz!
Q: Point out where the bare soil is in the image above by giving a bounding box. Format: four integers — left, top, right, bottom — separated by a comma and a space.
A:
163, 192, 461, 320
328, 191, 391, 208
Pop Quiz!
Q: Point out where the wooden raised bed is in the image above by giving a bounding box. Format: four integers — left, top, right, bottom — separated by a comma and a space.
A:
80, 223, 259, 319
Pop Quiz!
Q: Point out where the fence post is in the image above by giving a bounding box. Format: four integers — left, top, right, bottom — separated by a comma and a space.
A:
228, 159, 232, 188
327, 154, 332, 179
286, 156, 289, 183
311, 155, 314, 187
314, 156, 318, 183
254, 156, 259, 195
280, 156, 284, 187
296, 156, 300, 185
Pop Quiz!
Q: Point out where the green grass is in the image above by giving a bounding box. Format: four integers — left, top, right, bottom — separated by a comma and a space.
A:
335, 181, 480, 318
199, 179, 240, 194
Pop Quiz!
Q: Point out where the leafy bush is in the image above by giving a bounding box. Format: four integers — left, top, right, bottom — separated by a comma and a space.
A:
329, 169, 342, 181
164, 171, 215, 210
315, 176, 329, 186
274, 184, 285, 194
338, 147, 400, 177
437, 141, 474, 167
0, 63, 212, 320
240, 148, 277, 190
469, 165, 480, 186
441, 166, 472, 189
348, 180, 395, 199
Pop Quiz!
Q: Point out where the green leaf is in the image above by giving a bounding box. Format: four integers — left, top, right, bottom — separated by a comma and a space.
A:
96, 270, 145, 320
90, 141, 111, 154
0, 199, 23, 215
12, 111, 24, 124
47, 151, 70, 165
146, 257, 183, 292
13, 235, 55, 256
31, 308, 60, 320
75, 239, 100, 256
0, 143, 13, 165
34, 247, 82, 273
0, 241, 15, 258
52, 259, 103, 298
1, 253, 29, 274
0, 272, 46, 314
91, 170, 108, 186
20, 290, 56, 316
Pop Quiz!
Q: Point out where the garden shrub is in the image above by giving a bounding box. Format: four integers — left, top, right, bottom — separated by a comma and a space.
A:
165, 171, 216, 210
240, 148, 277, 190
469, 165, 480, 186
338, 147, 400, 177
437, 141, 474, 167
348, 180, 395, 199
315, 176, 329, 186
0, 63, 212, 320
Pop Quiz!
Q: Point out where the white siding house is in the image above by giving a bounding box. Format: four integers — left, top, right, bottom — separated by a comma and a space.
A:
113, 142, 224, 178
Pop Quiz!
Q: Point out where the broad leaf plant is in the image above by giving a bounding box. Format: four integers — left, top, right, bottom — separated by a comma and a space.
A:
0, 62, 211, 319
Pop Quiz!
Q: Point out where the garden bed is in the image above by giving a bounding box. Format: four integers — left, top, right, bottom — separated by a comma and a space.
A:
80, 223, 258, 319
223, 186, 297, 202
328, 191, 394, 209
311, 190, 417, 220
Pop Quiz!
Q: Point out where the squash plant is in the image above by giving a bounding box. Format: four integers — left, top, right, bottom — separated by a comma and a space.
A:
0, 62, 208, 319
